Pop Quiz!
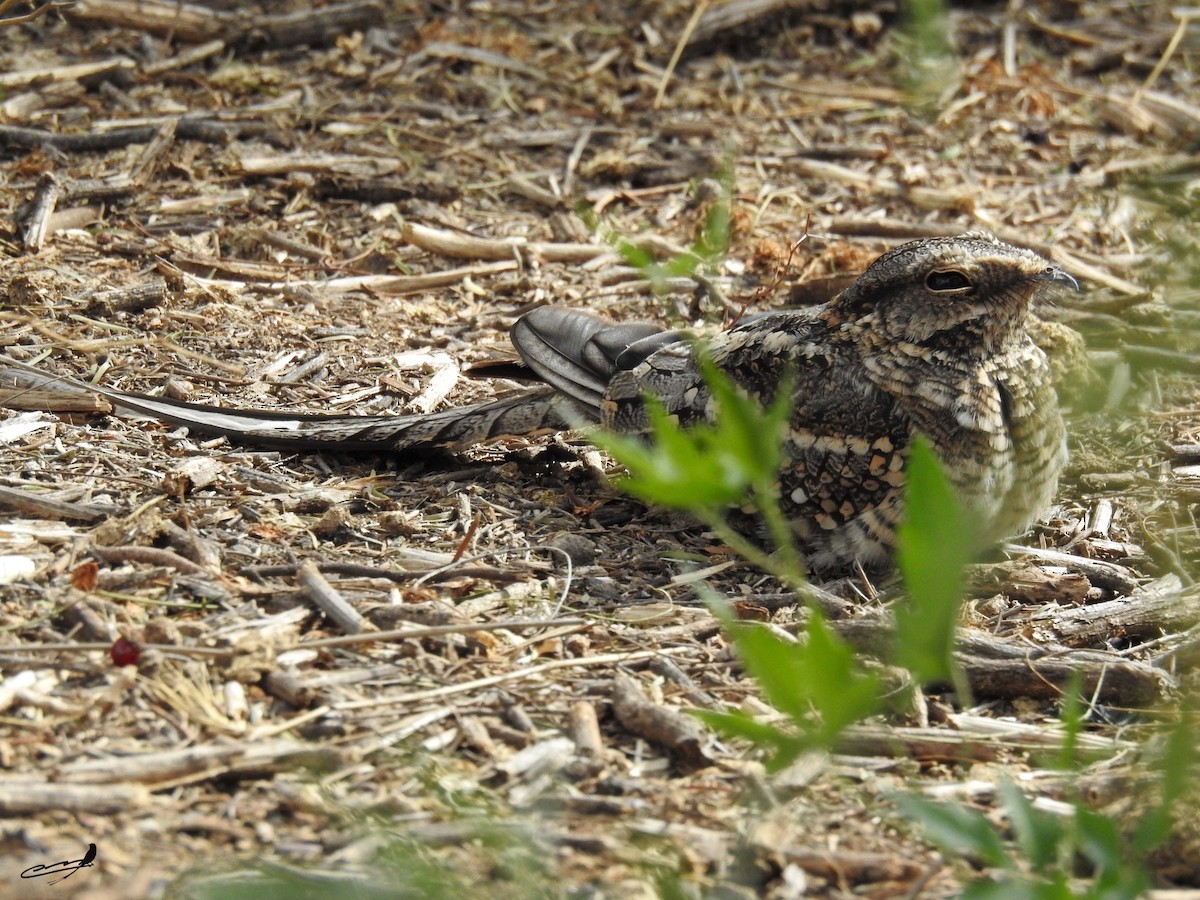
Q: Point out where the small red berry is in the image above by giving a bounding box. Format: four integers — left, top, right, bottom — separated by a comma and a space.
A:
110, 637, 141, 667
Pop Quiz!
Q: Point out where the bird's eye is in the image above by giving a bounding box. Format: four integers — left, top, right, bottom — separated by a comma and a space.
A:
925, 269, 974, 292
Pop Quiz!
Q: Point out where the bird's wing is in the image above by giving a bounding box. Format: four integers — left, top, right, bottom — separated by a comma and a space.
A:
510, 307, 688, 420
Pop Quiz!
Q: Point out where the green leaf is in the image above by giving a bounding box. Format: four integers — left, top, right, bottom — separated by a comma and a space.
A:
798, 613, 882, 743
1052, 670, 1086, 771
594, 404, 736, 509
692, 709, 808, 770
894, 793, 1012, 869
960, 880, 1041, 900
707, 598, 814, 725
1025, 878, 1076, 900
894, 437, 974, 686
664, 252, 702, 279
692, 187, 730, 263
691, 709, 791, 745
592, 358, 790, 512
707, 597, 881, 758
997, 780, 1063, 872
615, 237, 657, 273
1074, 806, 1136, 891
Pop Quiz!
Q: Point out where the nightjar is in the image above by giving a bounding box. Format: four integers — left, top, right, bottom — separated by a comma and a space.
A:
9, 232, 1076, 575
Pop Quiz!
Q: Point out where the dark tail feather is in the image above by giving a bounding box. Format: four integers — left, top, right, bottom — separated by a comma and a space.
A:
1, 306, 686, 453
0, 355, 566, 452
511, 307, 684, 419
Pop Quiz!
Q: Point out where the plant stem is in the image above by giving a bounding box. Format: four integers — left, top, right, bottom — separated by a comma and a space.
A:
702, 512, 806, 594
753, 478, 805, 586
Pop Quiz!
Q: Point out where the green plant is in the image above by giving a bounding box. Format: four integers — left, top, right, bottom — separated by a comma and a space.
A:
697, 600, 882, 769
590, 356, 802, 587
593, 359, 976, 749
894, 438, 976, 696
591, 359, 884, 761
593, 354, 1191, 897
578, 168, 732, 302
894, 0, 959, 112
896, 701, 1196, 899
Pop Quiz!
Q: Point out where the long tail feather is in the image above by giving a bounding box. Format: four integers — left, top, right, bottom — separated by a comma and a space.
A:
0, 355, 566, 452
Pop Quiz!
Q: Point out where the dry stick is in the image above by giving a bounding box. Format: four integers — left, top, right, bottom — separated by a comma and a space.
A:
170, 261, 521, 297
612, 671, 710, 767
0, 623, 584, 662
1118, 344, 1200, 376
0, 123, 159, 152
0, 484, 112, 522
0, 641, 234, 659
21, 172, 60, 253
82, 280, 169, 316
957, 647, 1165, 705
67, 0, 233, 41
253, 229, 329, 263
3, 315, 153, 354
828, 218, 959, 241
239, 0, 381, 51
750, 841, 924, 887
1047, 246, 1144, 296
569, 700, 604, 759
238, 153, 403, 177
0, 57, 133, 89
63, 174, 136, 204
260, 670, 313, 707
507, 174, 560, 208
418, 40, 543, 78
0, 0, 53, 26
139, 38, 226, 77
0, 384, 110, 414
370, 707, 459, 751
834, 613, 1169, 705
836, 722, 1119, 763
649, 654, 721, 708
400, 220, 607, 264
47, 206, 100, 234
1, 81, 85, 119
1171, 443, 1200, 463
1000, 543, 1141, 594
456, 715, 497, 757
0, 118, 277, 155
337, 647, 696, 711
92, 545, 210, 577
410, 545, 575, 613
126, 119, 178, 185
947, 710, 1126, 748
562, 124, 594, 197
1132, 8, 1193, 104
0, 782, 151, 816
655, 0, 711, 109
242, 561, 528, 586
1002, 0, 1020, 77
1030, 575, 1194, 647
296, 559, 368, 635
297, 617, 588, 650
59, 738, 338, 786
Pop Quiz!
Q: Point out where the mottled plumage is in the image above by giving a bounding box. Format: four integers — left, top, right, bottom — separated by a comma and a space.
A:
4, 232, 1074, 574
518, 232, 1073, 572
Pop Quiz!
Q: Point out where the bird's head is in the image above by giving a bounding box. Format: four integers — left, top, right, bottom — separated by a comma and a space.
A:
833, 232, 1079, 354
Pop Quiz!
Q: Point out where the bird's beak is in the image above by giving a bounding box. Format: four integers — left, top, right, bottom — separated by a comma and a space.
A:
1041, 266, 1081, 293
